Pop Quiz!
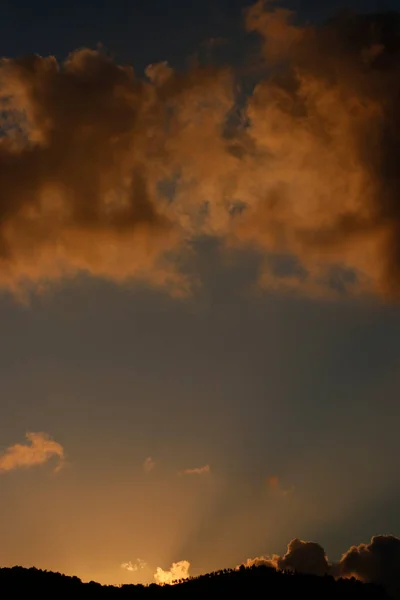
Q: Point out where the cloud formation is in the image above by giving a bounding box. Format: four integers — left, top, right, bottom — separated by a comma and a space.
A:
0, 46, 234, 299
154, 560, 191, 585
0, 432, 64, 473
143, 457, 155, 473
241, 535, 400, 597
340, 536, 400, 599
121, 536, 400, 593
276, 538, 330, 576
121, 559, 148, 573
1, 3, 400, 300
240, 538, 329, 576
234, 2, 400, 300
180, 465, 210, 476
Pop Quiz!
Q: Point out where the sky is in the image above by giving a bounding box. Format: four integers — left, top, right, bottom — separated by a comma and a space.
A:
1, 0, 400, 589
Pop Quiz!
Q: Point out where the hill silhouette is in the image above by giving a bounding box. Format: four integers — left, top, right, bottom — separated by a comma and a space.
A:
0, 564, 390, 599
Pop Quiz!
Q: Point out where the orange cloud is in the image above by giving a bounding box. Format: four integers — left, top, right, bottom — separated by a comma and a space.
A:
143, 457, 155, 473
0, 7, 400, 301
0, 432, 64, 473
0, 49, 233, 299
228, 6, 400, 300
267, 475, 295, 496
267, 475, 279, 490
180, 465, 210, 476
240, 556, 276, 569
154, 560, 191, 585
245, 0, 305, 62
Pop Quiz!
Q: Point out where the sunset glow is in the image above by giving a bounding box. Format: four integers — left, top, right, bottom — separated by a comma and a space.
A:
1, 0, 400, 595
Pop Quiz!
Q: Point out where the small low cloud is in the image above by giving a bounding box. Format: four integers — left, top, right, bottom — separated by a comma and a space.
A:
154, 560, 191, 585
267, 475, 280, 490
143, 457, 155, 473
0, 432, 64, 474
241, 556, 275, 569
267, 475, 295, 496
180, 465, 210, 476
121, 559, 148, 573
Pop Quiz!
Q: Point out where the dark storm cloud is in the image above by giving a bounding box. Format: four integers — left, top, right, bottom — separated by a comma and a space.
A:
241, 535, 400, 598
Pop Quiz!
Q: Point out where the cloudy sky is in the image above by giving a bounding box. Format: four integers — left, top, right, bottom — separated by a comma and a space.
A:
0, 0, 400, 588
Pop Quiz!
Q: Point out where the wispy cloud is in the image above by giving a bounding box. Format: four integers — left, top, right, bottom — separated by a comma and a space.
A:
154, 560, 191, 585
143, 457, 155, 473
121, 559, 148, 573
0, 432, 64, 474
180, 465, 210, 476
